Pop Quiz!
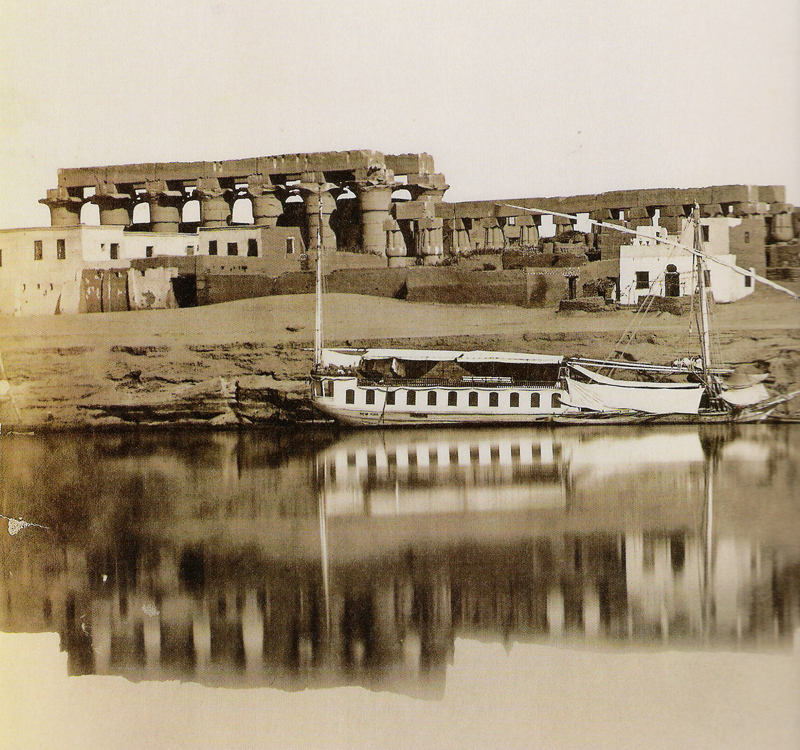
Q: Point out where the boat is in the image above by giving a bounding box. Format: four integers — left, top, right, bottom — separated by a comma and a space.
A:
310, 195, 798, 426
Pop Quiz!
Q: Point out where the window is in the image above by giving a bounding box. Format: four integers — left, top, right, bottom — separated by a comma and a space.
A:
56, 239, 66, 260
227, 242, 238, 256
745, 274, 752, 288
701, 225, 710, 242
507, 216, 516, 225
323, 380, 333, 397
531, 393, 540, 408
345, 389, 355, 404
209, 240, 218, 256
186, 245, 194, 256
551, 393, 561, 408
635, 271, 650, 290
286, 237, 295, 254
110, 243, 119, 260
448, 391, 458, 406
406, 390, 416, 406
510, 392, 519, 407
366, 390, 375, 405
744, 231, 750, 244
34, 240, 43, 260
489, 392, 499, 407
247, 238, 258, 257
312, 380, 322, 397
427, 391, 437, 406
386, 390, 395, 405
145, 245, 154, 258
468, 391, 478, 407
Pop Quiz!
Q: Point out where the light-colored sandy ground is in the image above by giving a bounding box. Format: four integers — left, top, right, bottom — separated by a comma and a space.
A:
1, 286, 798, 427
1, 632, 797, 750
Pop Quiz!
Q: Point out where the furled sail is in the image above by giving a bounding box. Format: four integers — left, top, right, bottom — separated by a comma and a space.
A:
719, 383, 770, 407
565, 364, 704, 415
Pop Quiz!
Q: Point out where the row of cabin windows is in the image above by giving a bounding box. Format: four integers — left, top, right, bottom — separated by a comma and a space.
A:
345, 389, 560, 408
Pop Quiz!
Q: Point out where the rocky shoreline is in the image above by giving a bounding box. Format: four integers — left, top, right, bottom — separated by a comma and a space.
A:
2, 290, 798, 430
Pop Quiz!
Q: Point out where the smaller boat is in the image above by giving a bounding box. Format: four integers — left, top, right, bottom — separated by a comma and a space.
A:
310, 200, 798, 426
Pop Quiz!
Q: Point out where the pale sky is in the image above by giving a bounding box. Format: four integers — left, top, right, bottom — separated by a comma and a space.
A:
1, 0, 798, 228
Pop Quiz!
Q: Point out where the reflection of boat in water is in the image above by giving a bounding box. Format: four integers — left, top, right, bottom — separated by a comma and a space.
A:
0, 426, 797, 696
310, 204, 799, 426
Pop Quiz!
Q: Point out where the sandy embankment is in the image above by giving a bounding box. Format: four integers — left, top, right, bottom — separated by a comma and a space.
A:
1, 287, 798, 429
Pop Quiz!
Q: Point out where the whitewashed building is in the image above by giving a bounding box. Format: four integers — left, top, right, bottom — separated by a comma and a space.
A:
619, 218, 755, 305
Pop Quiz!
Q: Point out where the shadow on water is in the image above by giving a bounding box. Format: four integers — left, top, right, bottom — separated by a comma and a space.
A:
0, 424, 798, 698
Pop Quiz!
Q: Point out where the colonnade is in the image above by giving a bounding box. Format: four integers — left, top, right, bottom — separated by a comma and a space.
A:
40, 163, 450, 260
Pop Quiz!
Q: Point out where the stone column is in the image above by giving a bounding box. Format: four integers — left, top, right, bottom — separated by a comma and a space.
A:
357, 183, 393, 255
91, 183, 135, 226
418, 217, 444, 264
145, 180, 184, 233
299, 174, 338, 253
197, 178, 232, 227
385, 217, 408, 267
518, 215, 540, 247
247, 176, 283, 227
39, 187, 83, 227
768, 203, 795, 242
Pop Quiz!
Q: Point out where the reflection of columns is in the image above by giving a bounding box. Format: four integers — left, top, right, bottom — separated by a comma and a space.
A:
247, 176, 283, 227
547, 586, 565, 634
242, 589, 264, 675
357, 183, 393, 255
39, 187, 83, 227
143, 610, 161, 669
197, 178, 232, 227
193, 605, 211, 676
91, 183, 135, 226
145, 180, 184, 233
299, 175, 337, 253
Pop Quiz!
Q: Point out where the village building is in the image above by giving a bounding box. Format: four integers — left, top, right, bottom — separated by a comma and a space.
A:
0, 150, 796, 315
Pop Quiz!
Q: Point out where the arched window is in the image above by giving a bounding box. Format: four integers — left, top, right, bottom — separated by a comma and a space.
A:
448, 391, 458, 406
345, 389, 355, 404
386, 391, 395, 405
469, 391, 479, 407
427, 391, 437, 406
510, 392, 519, 407
531, 393, 541, 408
366, 390, 375, 405
407, 390, 416, 406
551, 393, 561, 408
489, 392, 499, 407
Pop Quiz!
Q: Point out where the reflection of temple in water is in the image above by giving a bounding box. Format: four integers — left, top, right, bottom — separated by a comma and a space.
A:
0, 426, 798, 696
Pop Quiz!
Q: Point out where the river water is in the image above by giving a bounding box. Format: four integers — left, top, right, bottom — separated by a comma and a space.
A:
1, 424, 798, 748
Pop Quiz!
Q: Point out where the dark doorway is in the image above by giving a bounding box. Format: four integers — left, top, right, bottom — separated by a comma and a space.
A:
568, 276, 578, 299
664, 264, 680, 297
171, 275, 197, 307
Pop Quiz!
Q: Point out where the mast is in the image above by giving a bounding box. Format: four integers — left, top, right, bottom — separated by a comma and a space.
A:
314, 181, 324, 368
693, 205, 716, 391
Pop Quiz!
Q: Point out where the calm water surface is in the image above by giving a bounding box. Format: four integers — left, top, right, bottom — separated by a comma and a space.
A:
1, 424, 798, 698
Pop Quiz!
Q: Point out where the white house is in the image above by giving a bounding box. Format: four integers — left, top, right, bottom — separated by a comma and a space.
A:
619, 218, 755, 305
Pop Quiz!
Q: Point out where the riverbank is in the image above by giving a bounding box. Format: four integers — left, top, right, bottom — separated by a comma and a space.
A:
1, 286, 798, 429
